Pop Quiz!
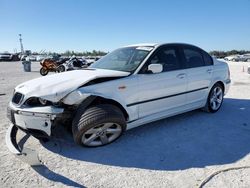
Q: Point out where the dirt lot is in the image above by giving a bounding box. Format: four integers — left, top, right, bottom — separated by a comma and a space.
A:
0, 61, 250, 188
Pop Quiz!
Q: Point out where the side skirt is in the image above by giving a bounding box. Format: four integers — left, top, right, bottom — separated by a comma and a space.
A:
126, 100, 204, 130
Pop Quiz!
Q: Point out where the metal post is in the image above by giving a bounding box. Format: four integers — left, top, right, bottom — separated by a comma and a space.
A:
19, 34, 24, 55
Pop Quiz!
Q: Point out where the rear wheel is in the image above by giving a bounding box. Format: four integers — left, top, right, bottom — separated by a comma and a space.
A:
203, 83, 224, 113
40, 67, 48, 76
57, 65, 65, 72
72, 104, 126, 147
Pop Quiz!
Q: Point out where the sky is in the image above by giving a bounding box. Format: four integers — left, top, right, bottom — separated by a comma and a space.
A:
1, 0, 250, 53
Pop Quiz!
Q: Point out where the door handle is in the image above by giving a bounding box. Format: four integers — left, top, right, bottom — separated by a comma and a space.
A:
207, 69, 212, 74
176, 73, 186, 79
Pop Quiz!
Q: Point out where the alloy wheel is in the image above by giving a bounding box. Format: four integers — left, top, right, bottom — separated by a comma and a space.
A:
210, 86, 223, 111
81, 123, 122, 146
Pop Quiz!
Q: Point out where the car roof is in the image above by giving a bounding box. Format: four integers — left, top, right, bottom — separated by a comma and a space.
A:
123, 43, 202, 49
123, 43, 159, 47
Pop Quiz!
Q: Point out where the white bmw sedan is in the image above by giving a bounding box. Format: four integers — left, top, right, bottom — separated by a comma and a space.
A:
6, 43, 230, 165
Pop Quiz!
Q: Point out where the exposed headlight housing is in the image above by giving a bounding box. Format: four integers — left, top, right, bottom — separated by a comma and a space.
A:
25, 97, 51, 106
39, 98, 47, 105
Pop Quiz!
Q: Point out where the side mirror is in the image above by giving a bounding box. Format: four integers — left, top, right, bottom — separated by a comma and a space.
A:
148, 64, 163, 74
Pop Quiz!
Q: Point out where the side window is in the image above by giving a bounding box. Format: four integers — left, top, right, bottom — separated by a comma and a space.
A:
147, 47, 181, 72
202, 51, 213, 65
183, 48, 205, 68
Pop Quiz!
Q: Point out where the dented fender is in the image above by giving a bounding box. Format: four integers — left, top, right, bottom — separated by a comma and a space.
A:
62, 90, 91, 105
64, 87, 138, 121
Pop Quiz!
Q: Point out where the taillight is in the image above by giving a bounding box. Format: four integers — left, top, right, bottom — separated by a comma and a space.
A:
228, 68, 230, 78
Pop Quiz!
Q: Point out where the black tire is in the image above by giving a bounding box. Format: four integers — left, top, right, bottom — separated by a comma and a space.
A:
72, 104, 126, 147
57, 65, 65, 72
203, 83, 224, 113
40, 67, 48, 76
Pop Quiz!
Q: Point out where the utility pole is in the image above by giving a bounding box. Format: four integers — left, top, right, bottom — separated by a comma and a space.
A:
19, 34, 24, 54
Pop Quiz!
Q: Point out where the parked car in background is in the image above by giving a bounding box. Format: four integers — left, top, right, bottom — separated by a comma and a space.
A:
240, 54, 250, 62
224, 55, 241, 62
11, 54, 20, 61
20, 55, 28, 61
36, 55, 47, 61
50, 54, 61, 61
6, 43, 231, 165
0, 52, 12, 61
85, 56, 100, 64
26, 55, 37, 61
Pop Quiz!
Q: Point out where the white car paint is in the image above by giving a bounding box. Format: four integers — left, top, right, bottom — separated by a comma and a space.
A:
14, 69, 130, 104
8, 43, 230, 137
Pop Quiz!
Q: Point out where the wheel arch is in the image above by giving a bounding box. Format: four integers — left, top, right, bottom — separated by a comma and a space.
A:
77, 95, 129, 121
213, 81, 225, 92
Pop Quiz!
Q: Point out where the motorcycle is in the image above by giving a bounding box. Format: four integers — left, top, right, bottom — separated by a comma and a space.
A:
39, 59, 60, 76
57, 57, 88, 72
39, 58, 69, 76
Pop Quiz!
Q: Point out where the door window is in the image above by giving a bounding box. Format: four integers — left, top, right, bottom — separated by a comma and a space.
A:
202, 51, 213, 65
141, 47, 182, 73
183, 48, 205, 68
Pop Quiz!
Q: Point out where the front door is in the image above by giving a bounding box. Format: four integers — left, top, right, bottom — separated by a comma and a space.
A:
136, 46, 188, 118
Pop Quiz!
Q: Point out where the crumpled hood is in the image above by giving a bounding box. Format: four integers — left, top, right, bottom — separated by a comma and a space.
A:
15, 69, 130, 102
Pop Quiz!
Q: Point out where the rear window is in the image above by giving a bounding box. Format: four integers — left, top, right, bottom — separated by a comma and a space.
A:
202, 51, 213, 65
183, 48, 205, 68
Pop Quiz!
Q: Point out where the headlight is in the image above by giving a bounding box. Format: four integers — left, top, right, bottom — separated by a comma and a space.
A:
25, 97, 51, 106
39, 98, 47, 105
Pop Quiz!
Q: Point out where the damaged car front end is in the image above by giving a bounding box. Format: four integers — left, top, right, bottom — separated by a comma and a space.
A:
6, 95, 65, 166
5, 68, 130, 165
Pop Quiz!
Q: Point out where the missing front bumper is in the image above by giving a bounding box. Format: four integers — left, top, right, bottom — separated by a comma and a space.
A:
5, 124, 42, 166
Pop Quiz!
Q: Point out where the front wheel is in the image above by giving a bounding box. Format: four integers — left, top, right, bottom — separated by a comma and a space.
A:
72, 104, 126, 147
203, 83, 224, 113
40, 67, 48, 76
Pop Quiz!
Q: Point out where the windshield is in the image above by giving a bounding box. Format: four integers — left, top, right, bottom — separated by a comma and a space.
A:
90, 47, 152, 72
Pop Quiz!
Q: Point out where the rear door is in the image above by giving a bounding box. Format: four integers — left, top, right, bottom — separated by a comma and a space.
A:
181, 45, 213, 105
135, 45, 188, 118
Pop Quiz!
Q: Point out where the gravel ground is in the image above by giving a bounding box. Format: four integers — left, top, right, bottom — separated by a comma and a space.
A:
0, 61, 250, 188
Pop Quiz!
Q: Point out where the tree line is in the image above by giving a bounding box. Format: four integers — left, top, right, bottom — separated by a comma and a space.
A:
60, 50, 107, 56
209, 50, 250, 58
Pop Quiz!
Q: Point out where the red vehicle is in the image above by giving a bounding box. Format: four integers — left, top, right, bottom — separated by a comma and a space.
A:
39, 59, 60, 76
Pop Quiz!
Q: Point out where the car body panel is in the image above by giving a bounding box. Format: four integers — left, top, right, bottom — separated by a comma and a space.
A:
14, 69, 130, 104
136, 69, 188, 118
77, 74, 140, 121
185, 65, 213, 106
